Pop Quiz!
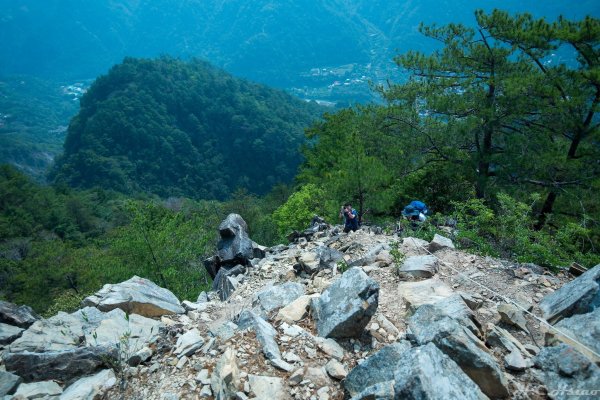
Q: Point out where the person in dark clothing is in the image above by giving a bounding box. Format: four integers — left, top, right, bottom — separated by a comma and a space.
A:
340, 203, 359, 233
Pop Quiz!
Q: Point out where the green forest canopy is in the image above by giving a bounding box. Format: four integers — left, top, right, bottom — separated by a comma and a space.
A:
51, 57, 324, 199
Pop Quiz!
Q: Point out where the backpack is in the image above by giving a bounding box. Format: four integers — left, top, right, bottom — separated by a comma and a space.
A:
409, 200, 428, 215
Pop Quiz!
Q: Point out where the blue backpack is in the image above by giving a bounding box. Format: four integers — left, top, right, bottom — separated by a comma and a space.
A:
409, 200, 428, 215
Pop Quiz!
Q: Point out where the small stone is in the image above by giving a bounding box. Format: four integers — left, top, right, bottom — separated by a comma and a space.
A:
199, 385, 212, 398
524, 344, 540, 356
289, 369, 304, 386
271, 358, 294, 372
325, 359, 347, 380
196, 369, 211, 385
504, 351, 529, 372
176, 356, 188, 369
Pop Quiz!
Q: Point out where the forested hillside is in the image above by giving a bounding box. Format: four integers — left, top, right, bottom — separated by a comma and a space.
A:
51, 57, 323, 199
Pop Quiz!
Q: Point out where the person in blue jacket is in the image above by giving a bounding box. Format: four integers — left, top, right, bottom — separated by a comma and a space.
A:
340, 203, 359, 233
402, 200, 428, 222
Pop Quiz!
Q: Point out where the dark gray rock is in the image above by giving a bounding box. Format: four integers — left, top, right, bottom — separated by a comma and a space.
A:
344, 341, 412, 397
219, 213, 249, 237
0, 371, 22, 397
408, 302, 508, 398
393, 343, 488, 400
237, 310, 281, 360
256, 282, 305, 314
252, 241, 267, 259
4, 346, 117, 383
212, 267, 243, 301
548, 307, 600, 362
203, 255, 220, 279
540, 264, 600, 324
0, 300, 40, 328
534, 344, 600, 400
215, 213, 255, 268
311, 267, 379, 338
0, 322, 24, 345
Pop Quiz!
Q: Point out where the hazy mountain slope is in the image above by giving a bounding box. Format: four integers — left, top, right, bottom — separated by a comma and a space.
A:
2, 0, 596, 84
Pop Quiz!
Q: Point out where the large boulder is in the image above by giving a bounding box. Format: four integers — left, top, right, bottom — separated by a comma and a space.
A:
546, 307, 600, 363
256, 282, 305, 314
534, 344, 600, 400
398, 255, 439, 279
217, 214, 254, 265
408, 302, 509, 398
344, 341, 412, 397
82, 276, 184, 317
311, 267, 379, 338
393, 343, 488, 400
427, 233, 455, 252
60, 369, 117, 400
0, 300, 40, 328
539, 264, 600, 324
398, 278, 454, 313
204, 214, 266, 280
4, 346, 117, 383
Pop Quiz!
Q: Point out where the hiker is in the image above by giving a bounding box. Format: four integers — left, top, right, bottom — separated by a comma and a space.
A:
401, 200, 428, 222
340, 203, 359, 233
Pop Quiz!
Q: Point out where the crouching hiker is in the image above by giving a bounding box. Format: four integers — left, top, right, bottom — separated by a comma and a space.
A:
401, 200, 428, 223
340, 203, 359, 233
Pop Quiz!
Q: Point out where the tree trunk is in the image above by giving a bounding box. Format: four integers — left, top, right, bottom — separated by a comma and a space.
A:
535, 191, 557, 230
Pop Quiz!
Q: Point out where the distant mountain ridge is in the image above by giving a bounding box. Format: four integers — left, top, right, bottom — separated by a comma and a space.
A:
1, 0, 596, 87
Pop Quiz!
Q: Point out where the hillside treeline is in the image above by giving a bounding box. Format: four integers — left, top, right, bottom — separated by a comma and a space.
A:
279, 11, 600, 267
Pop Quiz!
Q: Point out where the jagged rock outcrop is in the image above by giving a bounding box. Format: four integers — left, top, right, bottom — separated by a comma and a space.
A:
539, 263, 600, 324
311, 267, 379, 338
533, 344, 600, 400
546, 307, 600, 363
82, 276, 185, 317
4, 219, 596, 400
392, 343, 488, 400
408, 298, 509, 398
344, 341, 412, 397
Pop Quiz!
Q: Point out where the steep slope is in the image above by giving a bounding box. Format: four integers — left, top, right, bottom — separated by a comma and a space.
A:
3, 218, 598, 398
50, 57, 324, 199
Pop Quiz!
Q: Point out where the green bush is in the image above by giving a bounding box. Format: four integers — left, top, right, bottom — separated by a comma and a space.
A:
272, 184, 327, 240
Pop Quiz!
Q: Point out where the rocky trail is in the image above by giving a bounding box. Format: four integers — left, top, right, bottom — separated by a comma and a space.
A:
1, 214, 598, 399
